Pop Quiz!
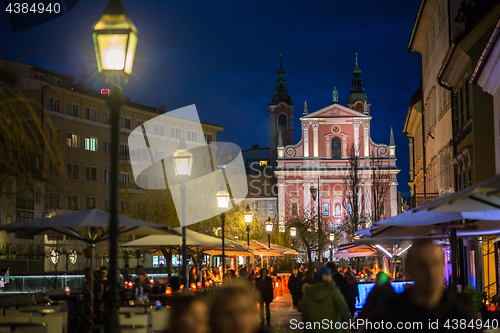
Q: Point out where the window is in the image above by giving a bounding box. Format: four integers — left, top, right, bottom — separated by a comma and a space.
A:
85, 137, 97, 152
332, 137, 341, 159
85, 167, 97, 182
103, 141, 111, 154
52, 78, 62, 86
154, 150, 165, 162
69, 251, 77, 265
103, 112, 111, 125
50, 129, 60, 145
171, 127, 181, 138
154, 124, 166, 136
35, 72, 45, 81
48, 193, 61, 208
103, 169, 110, 183
291, 203, 298, 216
121, 201, 131, 213
123, 117, 131, 129
322, 202, 329, 216
49, 97, 61, 113
137, 147, 148, 161
252, 202, 258, 211
334, 204, 341, 216
120, 173, 130, 184
66, 103, 79, 117
17, 211, 34, 222
67, 133, 79, 148
67, 195, 79, 210
49, 160, 60, 176
346, 202, 352, 215
187, 130, 198, 142
137, 175, 148, 188
85, 107, 97, 121
119, 144, 129, 156
204, 133, 213, 144
268, 201, 275, 212
67, 163, 79, 179
86, 197, 97, 209
103, 199, 110, 212
35, 187, 41, 202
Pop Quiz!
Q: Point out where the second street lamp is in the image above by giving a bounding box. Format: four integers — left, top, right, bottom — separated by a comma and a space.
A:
244, 205, 252, 246
93, 1, 137, 331
266, 217, 273, 249
217, 190, 229, 274
173, 141, 193, 288
330, 233, 334, 261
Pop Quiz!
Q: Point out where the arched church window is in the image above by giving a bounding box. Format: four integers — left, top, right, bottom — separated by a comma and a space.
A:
332, 137, 341, 159
278, 114, 287, 131
346, 202, 352, 215
334, 204, 341, 216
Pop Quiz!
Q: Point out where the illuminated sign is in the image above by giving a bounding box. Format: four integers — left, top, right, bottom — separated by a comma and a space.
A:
101, 89, 111, 95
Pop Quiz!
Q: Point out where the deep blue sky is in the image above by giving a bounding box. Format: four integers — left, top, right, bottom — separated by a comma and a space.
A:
0, 0, 421, 197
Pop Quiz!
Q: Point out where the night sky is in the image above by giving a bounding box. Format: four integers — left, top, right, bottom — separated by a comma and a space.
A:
0, 0, 421, 197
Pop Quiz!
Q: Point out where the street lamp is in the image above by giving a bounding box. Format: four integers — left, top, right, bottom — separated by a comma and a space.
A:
310, 176, 322, 259
329, 233, 334, 261
93, 1, 137, 331
173, 141, 193, 288
244, 205, 252, 246
266, 217, 273, 249
217, 190, 229, 274
290, 227, 297, 238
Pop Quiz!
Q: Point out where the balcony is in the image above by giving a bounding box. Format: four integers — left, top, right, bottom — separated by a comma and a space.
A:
118, 182, 143, 194
409, 193, 439, 209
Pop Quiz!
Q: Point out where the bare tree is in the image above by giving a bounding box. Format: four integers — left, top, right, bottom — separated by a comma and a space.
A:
370, 154, 390, 224
341, 144, 367, 243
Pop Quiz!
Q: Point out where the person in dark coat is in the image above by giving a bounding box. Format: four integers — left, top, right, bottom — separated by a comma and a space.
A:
256, 268, 274, 326
343, 270, 359, 315
288, 269, 300, 309
358, 272, 395, 321
326, 262, 349, 305
189, 267, 198, 285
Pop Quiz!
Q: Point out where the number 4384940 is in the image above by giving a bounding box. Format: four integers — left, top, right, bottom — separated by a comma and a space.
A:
5, 3, 61, 14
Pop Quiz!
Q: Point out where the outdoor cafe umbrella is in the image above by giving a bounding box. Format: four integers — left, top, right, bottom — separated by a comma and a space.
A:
0, 209, 175, 327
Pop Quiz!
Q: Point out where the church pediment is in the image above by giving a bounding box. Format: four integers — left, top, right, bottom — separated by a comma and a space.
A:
302, 104, 369, 119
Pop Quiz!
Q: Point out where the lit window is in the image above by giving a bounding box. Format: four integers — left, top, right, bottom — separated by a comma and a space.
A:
322, 202, 329, 216
50, 250, 59, 264
69, 251, 77, 265
67, 133, 79, 148
85, 137, 97, 151
335, 204, 341, 216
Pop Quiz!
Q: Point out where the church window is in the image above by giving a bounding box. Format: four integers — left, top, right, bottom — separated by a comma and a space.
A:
278, 114, 287, 131
332, 137, 341, 159
334, 204, 341, 216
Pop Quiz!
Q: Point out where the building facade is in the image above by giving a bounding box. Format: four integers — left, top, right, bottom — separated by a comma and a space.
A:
273, 58, 400, 239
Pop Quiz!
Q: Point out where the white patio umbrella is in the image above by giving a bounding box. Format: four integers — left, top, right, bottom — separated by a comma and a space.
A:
415, 173, 500, 212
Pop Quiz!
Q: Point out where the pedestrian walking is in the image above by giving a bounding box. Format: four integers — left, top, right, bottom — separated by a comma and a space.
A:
343, 270, 359, 316
288, 268, 300, 309
256, 268, 274, 326
300, 267, 351, 333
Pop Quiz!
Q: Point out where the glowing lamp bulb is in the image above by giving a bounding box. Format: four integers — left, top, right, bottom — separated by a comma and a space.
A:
180, 284, 184, 291
197, 282, 202, 289
166, 287, 172, 296
150, 279, 154, 284
190, 283, 196, 291
275, 282, 279, 288
205, 281, 210, 288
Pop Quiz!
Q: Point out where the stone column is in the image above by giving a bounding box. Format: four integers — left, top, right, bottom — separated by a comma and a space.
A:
342, 133, 347, 158
278, 182, 286, 232
390, 180, 398, 217
353, 122, 360, 157
325, 134, 331, 159
363, 121, 370, 157
303, 182, 311, 217
365, 183, 372, 225
312, 123, 319, 158
303, 123, 310, 158
357, 185, 363, 215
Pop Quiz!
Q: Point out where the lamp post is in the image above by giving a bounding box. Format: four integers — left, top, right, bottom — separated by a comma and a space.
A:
266, 217, 273, 249
217, 190, 229, 274
93, 1, 137, 331
310, 176, 322, 260
329, 233, 334, 261
244, 205, 252, 246
173, 141, 193, 289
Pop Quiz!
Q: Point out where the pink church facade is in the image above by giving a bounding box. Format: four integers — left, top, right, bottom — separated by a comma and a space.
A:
270, 56, 399, 236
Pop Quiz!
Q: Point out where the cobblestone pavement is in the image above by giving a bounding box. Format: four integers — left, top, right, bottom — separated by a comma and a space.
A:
268, 294, 303, 333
